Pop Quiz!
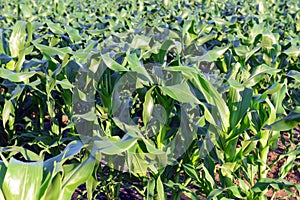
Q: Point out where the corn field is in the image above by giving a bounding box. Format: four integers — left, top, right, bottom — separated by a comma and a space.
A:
0, 0, 299, 199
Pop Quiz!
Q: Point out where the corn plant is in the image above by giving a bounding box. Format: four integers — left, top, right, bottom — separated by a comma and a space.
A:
0, 0, 299, 199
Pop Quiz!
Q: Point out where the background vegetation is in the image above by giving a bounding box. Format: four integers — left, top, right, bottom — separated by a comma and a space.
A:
0, 0, 299, 199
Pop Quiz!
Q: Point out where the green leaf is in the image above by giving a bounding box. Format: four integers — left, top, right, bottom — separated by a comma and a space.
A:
93, 133, 138, 155
264, 112, 300, 131
0, 68, 36, 82
159, 82, 199, 103
190, 73, 230, 130
286, 70, 300, 82
252, 178, 297, 193
131, 35, 151, 49
243, 64, 281, 87
32, 41, 72, 59
207, 188, 223, 200
229, 87, 253, 128
44, 140, 83, 173
127, 53, 153, 83
207, 186, 243, 199
199, 46, 229, 62
261, 33, 278, 49
283, 46, 300, 57
65, 26, 82, 43
56, 79, 74, 89
2, 158, 43, 200
1, 146, 41, 161
2, 100, 14, 127
234, 45, 261, 62
9, 21, 27, 58
0, 161, 7, 188
59, 156, 95, 200
143, 87, 155, 126
46, 20, 65, 34
146, 178, 155, 200
271, 83, 286, 115
156, 176, 165, 200
102, 53, 128, 72
126, 151, 149, 175
183, 164, 201, 182
40, 173, 62, 200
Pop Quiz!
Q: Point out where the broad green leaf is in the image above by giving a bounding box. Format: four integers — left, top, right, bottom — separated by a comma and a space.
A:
182, 20, 198, 45
46, 20, 65, 34
86, 166, 98, 200
9, 21, 27, 58
250, 23, 264, 43
159, 82, 199, 103
234, 45, 261, 62
207, 186, 243, 199
0, 30, 7, 54
261, 33, 278, 49
56, 79, 74, 89
131, 35, 151, 49
2, 158, 43, 200
0, 161, 7, 188
143, 87, 155, 126
228, 87, 253, 128
102, 53, 128, 72
127, 53, 153, 83
44, 140, 83, 173
283, 46, 300, 57
32, 41, 72, 59
40, 173, 62, 200
65, 26, 82, 43
0, 68, 36, 82
183, 164, 201, 182
59, 156, 95, 200
252, 178, 297, 193
155, 40, 177, 64
264, 112, 300, 131
190, 73, 230, 130
243, 64, 281, 87
146, 178, 155, 200
2, 100, 14, 127
286, 70, 300, 82
207, 188, 223, 200
20, 3, 34, 18
199, 46, 229, 62
198, 34, 217, 45
0, 146, 41, 161
156, 176, 165, 200
93, 134, 138, 155
126, 151, 149, 175
271, 83, 286, 115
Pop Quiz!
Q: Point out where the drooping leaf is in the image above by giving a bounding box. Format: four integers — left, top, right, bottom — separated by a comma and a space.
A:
102, 53, 128, 72
199, 46, 229, 62
0, 68, 37, 82
264, 112, 300, 131
32, 41, 72, 59
243, 64, 281, 87
159, 82, 199, 104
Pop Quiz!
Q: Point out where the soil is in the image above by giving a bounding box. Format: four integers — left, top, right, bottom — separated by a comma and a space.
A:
265, 130, 300, 199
